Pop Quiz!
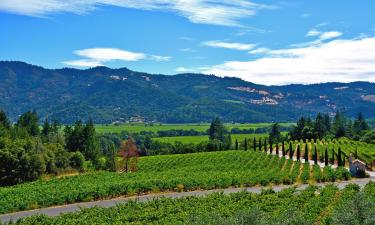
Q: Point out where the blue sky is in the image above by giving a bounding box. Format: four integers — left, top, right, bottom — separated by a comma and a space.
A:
1, 0, 375, 85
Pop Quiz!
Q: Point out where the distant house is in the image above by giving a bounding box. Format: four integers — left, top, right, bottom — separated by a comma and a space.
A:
349, 154, 367, 177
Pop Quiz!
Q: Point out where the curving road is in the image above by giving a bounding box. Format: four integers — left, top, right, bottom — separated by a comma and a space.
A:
1, 178, 374, 224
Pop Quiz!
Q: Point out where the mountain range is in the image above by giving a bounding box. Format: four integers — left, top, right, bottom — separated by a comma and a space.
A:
0, 61, 374, 123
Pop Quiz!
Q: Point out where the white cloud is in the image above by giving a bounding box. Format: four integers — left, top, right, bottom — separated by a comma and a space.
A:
202, 40, 255, 51
149, 55, 172, 61
249, 47, 270, 54
62, 59, 103, 67
63, 47, 170, 67
176, 67, 196, 73
306, 29, 342, 41
180, 48, 196, 53
0, 0, 271, 26
306, 29, 321, 37
201, 36, 375, 85
75, 48, 146, 62
319, 31, 342, 40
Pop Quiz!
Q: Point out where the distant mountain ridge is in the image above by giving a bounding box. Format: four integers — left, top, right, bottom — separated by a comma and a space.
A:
0, 61, 374, 123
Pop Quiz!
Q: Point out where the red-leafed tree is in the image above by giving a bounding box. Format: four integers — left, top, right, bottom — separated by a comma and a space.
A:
118, 137, 139, 173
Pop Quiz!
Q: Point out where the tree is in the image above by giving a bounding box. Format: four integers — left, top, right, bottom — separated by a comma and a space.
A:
264, 138, 267, 152
118, 137, 139, 173
314, 146, 318, 165
16, 111, 40, 136
269, 139, 273, 154
253, 137, 256, 151
82, 119, 100, 163
296, 145, 301, 161
314, 113, 327, 139
0, 110, 10, 129
276, 143, 279, 155
304, 143, 308, 163
208, 117, 231, 149
325, 148, 329, 166
269, 123, 282, 143
42, 119, 52, 137
235, 139, 238, 150
258, 138, 262, 151
332, 111, 346, 138
244, 138, 247, 151
69, 151, 85, 171
353, 112, 369, 136
209, 117, 225, 142
282, 141, 285, 156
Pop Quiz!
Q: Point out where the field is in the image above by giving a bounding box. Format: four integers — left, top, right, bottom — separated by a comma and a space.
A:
0, 150, 350, 214
152, 133, 281, 144
11, 182, 375, 225
95, 123, 293, 134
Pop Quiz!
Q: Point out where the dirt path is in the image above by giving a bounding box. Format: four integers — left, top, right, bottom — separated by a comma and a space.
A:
1, 178, 374, 224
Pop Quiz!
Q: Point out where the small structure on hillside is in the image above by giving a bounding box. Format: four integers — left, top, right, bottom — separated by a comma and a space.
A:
118, 137, 140, 173
349, 154, 366, 177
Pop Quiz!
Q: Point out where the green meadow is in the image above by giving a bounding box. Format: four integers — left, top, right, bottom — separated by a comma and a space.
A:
95, 123, 293, 134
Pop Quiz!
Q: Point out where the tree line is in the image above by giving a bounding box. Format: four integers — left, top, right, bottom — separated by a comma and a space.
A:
288, 111, 373, 143
0, 109, 114, 186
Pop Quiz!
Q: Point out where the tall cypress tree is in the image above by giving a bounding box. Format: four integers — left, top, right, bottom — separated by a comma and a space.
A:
82, 118, 100, 162
258, 138, 262, 151
244, 138, 248, 151
325, 148, 329, 166
314, 146, 318, 165
276, 143, 279, 156
297, 145, 301, 161
235, 139, 238, 150
304, 143, 309, 163
331, 149, 335, 165
282, 141, 285, 156
253, 137, 256, 151
264, 138, 267, 152
269, 139, 273, 154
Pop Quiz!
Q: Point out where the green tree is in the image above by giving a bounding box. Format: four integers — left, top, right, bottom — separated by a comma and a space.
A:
208, 117, 226, 142
269, 123, 282, 143
69, 151, 85, 171
42, 119, 52, 137
332, 111, 346, 138
82, 118, 100, 162
0, 110, 10, 129
296, 145, 301, 161
314, 113, 327, 139
353, 112, 369, 136
16, 111, 40, 136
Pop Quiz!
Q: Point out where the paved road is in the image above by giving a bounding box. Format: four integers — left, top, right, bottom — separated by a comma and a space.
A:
1, 178, 374, 224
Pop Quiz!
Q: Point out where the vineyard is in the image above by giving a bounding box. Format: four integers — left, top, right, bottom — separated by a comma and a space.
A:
10, 182, 375, 225
243, 137, 375, 170
0, 150, 350, 214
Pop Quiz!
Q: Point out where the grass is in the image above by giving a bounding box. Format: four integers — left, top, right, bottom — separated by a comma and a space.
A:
152, 133, 286, 144
95, 123, 294, 134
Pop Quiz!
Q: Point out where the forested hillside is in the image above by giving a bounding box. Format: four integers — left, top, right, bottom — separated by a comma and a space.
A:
1, 61, 374, 123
